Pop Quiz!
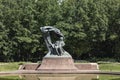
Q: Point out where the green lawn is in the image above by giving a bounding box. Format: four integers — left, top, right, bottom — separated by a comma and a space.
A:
0, 76, 24, 80
0, 62, 29, 71
99, 75, 120, 80
99, 62, 120, 71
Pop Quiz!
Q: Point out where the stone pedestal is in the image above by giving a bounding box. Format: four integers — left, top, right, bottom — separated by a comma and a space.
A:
19, 54, 99, 72
19, 63, 40, 70
37, 56, 77, 71
75, 63, 99, 70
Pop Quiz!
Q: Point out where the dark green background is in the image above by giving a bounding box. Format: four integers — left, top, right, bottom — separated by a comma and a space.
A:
0, 0, 120, 62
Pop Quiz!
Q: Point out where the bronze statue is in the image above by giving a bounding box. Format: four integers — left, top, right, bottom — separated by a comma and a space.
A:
40, 26, 70, 56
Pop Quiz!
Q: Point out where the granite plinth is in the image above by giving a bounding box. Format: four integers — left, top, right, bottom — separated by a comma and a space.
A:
75, 63, 99, 70
37, 56, 77, 71
19, 54, 99, 73
19, 63, 40, 70
19, 62, 99, 72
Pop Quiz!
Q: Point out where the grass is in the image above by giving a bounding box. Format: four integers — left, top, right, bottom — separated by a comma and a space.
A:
0, 76, 24, 80
99, 75, 120, 80
99, 62, 120, 71
0, 62, 29, 71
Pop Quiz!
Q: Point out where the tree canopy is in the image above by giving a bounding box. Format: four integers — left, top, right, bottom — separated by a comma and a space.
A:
0, 0, 120, 62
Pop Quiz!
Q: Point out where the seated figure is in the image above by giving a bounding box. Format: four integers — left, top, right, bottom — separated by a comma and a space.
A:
40, 26, 70, 56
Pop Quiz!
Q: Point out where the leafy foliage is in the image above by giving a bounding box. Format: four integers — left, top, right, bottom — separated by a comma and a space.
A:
0, 0, 120, 62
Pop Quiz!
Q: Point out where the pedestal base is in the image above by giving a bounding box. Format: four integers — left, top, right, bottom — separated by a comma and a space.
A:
37, 56, 77, 71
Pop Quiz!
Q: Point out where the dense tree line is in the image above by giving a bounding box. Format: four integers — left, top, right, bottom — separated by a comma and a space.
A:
0, 0, 120, 62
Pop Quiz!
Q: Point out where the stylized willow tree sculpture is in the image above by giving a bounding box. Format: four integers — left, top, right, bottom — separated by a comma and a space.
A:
40, 26, 69, 56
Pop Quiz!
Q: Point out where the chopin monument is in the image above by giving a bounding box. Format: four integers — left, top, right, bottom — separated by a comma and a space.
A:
19, 26, 99, 73
37, 26, 77, 71
40, 26, 70, 57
